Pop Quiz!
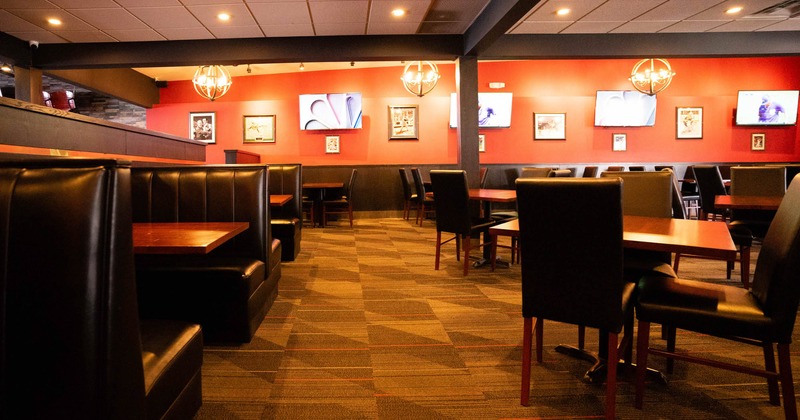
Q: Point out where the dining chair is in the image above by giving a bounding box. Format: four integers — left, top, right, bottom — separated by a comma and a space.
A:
398, 168, 418, 220
517, 177, 632, 420
654, 165, 673, 172
479, 166, 489, 188
692, 165, 729, 220
549, 169, 572, 177
411, 167, 435, 225
429, 170, 495, 276
582, 166, 598, 178
519, 167, 552, 178
634, 174, 800, 419
679, 165, 700, 218
322, 168, 357, 227
606, 165, 625, 172
628, 165, 645, 171
729, 165, 786, 239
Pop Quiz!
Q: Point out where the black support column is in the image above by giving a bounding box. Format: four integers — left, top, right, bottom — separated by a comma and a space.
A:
455, 56, 480, 188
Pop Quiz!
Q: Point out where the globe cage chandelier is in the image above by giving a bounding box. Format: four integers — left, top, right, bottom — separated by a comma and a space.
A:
629, 58, 676, 96
401, 61, 441, 97
192, 65, 232, 101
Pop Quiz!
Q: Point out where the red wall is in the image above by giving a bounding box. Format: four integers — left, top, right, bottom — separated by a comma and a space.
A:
147, 57, 800, 165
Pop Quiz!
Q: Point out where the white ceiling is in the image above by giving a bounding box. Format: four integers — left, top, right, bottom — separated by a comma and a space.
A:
2, 0, 800, 80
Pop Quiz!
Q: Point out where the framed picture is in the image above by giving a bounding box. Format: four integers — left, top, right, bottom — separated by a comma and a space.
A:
388, 105, 418, 139
751, 133, 766, 151
612, 133, 627, 151
243, 115, 276, 143
189, 112, 215, 143
478, 134, 486, 152
325, 135, 340, 153
534, 113, 566, 140
676, 107, 703, 139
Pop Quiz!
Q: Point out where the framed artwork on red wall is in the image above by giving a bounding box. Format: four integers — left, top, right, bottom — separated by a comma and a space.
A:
751, 133, 766, 151
534, 113, 566, 140
243, 115, 276, 143
677, 107, 703, 139
612, 133, 627, 151
189, 112, 215, 143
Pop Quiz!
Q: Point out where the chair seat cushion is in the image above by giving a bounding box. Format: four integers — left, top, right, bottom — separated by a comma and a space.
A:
636, 276, 779, 342
140, 319, 203, 420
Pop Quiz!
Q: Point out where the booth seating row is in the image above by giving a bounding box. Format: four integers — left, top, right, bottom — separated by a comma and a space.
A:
268, 164, 303, 261
0, 159, 203, 419
131, 164, 282, 343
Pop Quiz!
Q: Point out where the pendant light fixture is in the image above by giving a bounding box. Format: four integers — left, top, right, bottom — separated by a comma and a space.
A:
192, 65, 232, 101
629, 58, 675, 96
401, 61, 441, 97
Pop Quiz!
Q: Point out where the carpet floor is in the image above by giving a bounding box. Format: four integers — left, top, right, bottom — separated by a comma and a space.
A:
195, 218, 791, 419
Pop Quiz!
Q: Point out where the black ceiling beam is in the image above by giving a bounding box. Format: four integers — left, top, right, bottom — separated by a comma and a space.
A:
482, 32, 800, 59
463, 0, 541, 56
0, 32, 32, 67
31, 34, 464, 70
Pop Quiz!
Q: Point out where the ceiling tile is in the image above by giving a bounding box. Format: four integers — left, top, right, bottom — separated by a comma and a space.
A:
657, 20, 724, 32
3, 30, 67, 43
127, 7, 204, 29
0, 10, 48, 32
105, 28, 167, 42
314, 22, 366, 35
366, 21, 420, 34
709, 18, 786, 32
1, 0, 56, 8
522, 0, 607, 22
186, 4, 257, 28
52, 30, 117, 42
115, 0, 182, 6
309, 1, 368, 23
635, 0, 724, 21
581, 0, 664, 21
611, 20, 676, 33
8, 8, 97, 31
689, 0, 782, 20
67, 8, 148, 30
249, 2, 311, 25
260, 24, 315, 37
561, 21, 625, 34
510, 21, 573, 34
418, 20, 469, 34
369, 0, 430, 23
157, 27, 215, 40
180, 0, 246, 4
48, 0, 119, 8
758, 18, 800, 31
207, 25, 264, 38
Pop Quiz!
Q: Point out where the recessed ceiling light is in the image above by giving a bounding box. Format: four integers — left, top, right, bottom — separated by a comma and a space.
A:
217, 12, 231, 21
1, 64, 12, 73
47, 18, 62, 26
391, 8, 406, 17
556, 8, 570, 16
726, 6, 743, 14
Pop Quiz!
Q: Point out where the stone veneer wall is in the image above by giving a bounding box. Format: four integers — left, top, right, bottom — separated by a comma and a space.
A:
0, 73, 147, 129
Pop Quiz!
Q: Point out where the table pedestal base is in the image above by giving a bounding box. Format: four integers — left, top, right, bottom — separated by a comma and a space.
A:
555, 344, 667, 385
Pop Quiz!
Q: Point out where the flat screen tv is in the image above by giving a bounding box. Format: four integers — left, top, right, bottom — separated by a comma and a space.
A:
594, 90, 657, 127
449, 92, 513, 128
735, 90, 799, 126
299, 93, 362, 130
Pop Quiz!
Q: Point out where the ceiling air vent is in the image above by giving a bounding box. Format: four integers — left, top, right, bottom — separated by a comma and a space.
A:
747, 0, 800, 18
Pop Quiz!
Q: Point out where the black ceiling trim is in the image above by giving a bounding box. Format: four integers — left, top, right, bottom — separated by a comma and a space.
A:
463, 0, 542, 56
0, 32, 32, 67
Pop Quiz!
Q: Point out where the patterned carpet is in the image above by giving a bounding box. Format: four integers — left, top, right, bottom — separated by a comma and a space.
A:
195, 218, 790, 419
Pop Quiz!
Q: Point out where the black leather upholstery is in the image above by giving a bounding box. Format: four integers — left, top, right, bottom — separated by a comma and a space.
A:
516, 177, 634, 418
692, 165, 728, 220
269, 164, 303, 261
323, 168, 357, 227
729, 165, 785, 239
411, 167, 434, 225
582, 166, 598, 177
634, 174, 800, 418
0, 159, 202, 419
131, 164, 280, 343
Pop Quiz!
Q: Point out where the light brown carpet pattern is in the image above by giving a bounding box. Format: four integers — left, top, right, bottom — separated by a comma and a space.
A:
196, 218, 791, 419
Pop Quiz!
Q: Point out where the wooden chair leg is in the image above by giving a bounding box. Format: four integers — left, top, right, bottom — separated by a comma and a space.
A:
635, 320, 651, 409
434, 231, 442, 270
348, 203, 354, 228
778, 343, 798, 419
763, 342, 781, 405
463, 234, 470, 276
521, 317, 533, 406
605, 332, 618, 420
673, 253, 681, 273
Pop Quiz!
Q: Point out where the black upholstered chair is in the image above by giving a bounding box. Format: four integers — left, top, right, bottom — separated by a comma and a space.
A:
399, 168, 418, 220
628, 165, 645, 171
679, 165, 700, 218
582, 166, 599, 177
517, 177, 633, 419
729, 165, 786, 239
479, 166, 489, 188
430, 170, 495, 276
412, 167, 435, 225
606, 165, 625, 172
634, 174, 800, 419
269, 163, 303, 261
549, 169, 572, 177
654, 165, 673, 172
323, 168, 357, 227
519, 167, 552, 178
0, 159, 203, 419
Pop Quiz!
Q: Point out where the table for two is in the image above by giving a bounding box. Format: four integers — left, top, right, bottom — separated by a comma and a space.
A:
302, 182, 345, 227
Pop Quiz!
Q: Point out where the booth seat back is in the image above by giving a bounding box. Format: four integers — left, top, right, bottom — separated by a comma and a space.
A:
269, 163, 303, 221
0, 159, 146, 418
131, 164, 271, 264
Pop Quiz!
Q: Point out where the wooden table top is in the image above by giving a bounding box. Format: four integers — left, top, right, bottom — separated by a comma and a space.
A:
270, 194, 293, 207
715, 194, 782, 210
490, 216, 736, 259
303, 182, 344, 189
469, 188, 517, 202
133, 222, 249, 255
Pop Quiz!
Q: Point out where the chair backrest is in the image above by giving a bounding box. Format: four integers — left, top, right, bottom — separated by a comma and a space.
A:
692, 165, 728, 214
549, 169, 572, 177
345, 168, 358, 201
411, 167, 427, 203
606, 166, 625, 172
430, 170, 473, 235
628, 165, 645, 171
600, 171, 673, 218
516, 178, 626, 332
0, 159, 146, 418
399, 168, 414, 200
131, 164, 270, 264
730, 166, 786, 197
519, 167, 552, 178
662, 168, 686, 219
750, 174, 800, 342
680, 165, 697, 196
654, 165, 673, 172
479, 167, 489, 188
582, 166, 598, 178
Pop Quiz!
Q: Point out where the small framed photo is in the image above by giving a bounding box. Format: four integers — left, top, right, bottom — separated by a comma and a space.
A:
612, 133, 627, 151
189, 112, 215, 143
751, 133, 766, 151
388, 105, 419, 139
325, 135, 340, 154
534, 113, 566, 140
478, 134, 486, 152
243, 115, 276, 143
676, 107, 703, 139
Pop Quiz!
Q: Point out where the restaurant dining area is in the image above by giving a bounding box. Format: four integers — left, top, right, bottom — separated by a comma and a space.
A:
3, 1, 800, 419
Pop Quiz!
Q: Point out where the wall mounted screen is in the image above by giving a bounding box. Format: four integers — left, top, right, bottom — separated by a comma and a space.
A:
299, 93, 363, 130
735, 90, 799, 126
449, 92, 513, 128
594, 90, 657, 127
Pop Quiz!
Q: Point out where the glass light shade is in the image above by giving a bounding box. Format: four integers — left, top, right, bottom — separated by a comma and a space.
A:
401, 61, 440, 97
629, 58, 675, 96
192, 65, 232, 101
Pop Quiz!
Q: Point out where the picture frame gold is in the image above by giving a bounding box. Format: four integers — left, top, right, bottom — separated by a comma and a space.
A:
325, 135, 340, 153
534, 112, 566, 140
388, 105, 419, 139
478, 134, 486, 152
751, 133, 766, 151
243, 115, 276, 143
